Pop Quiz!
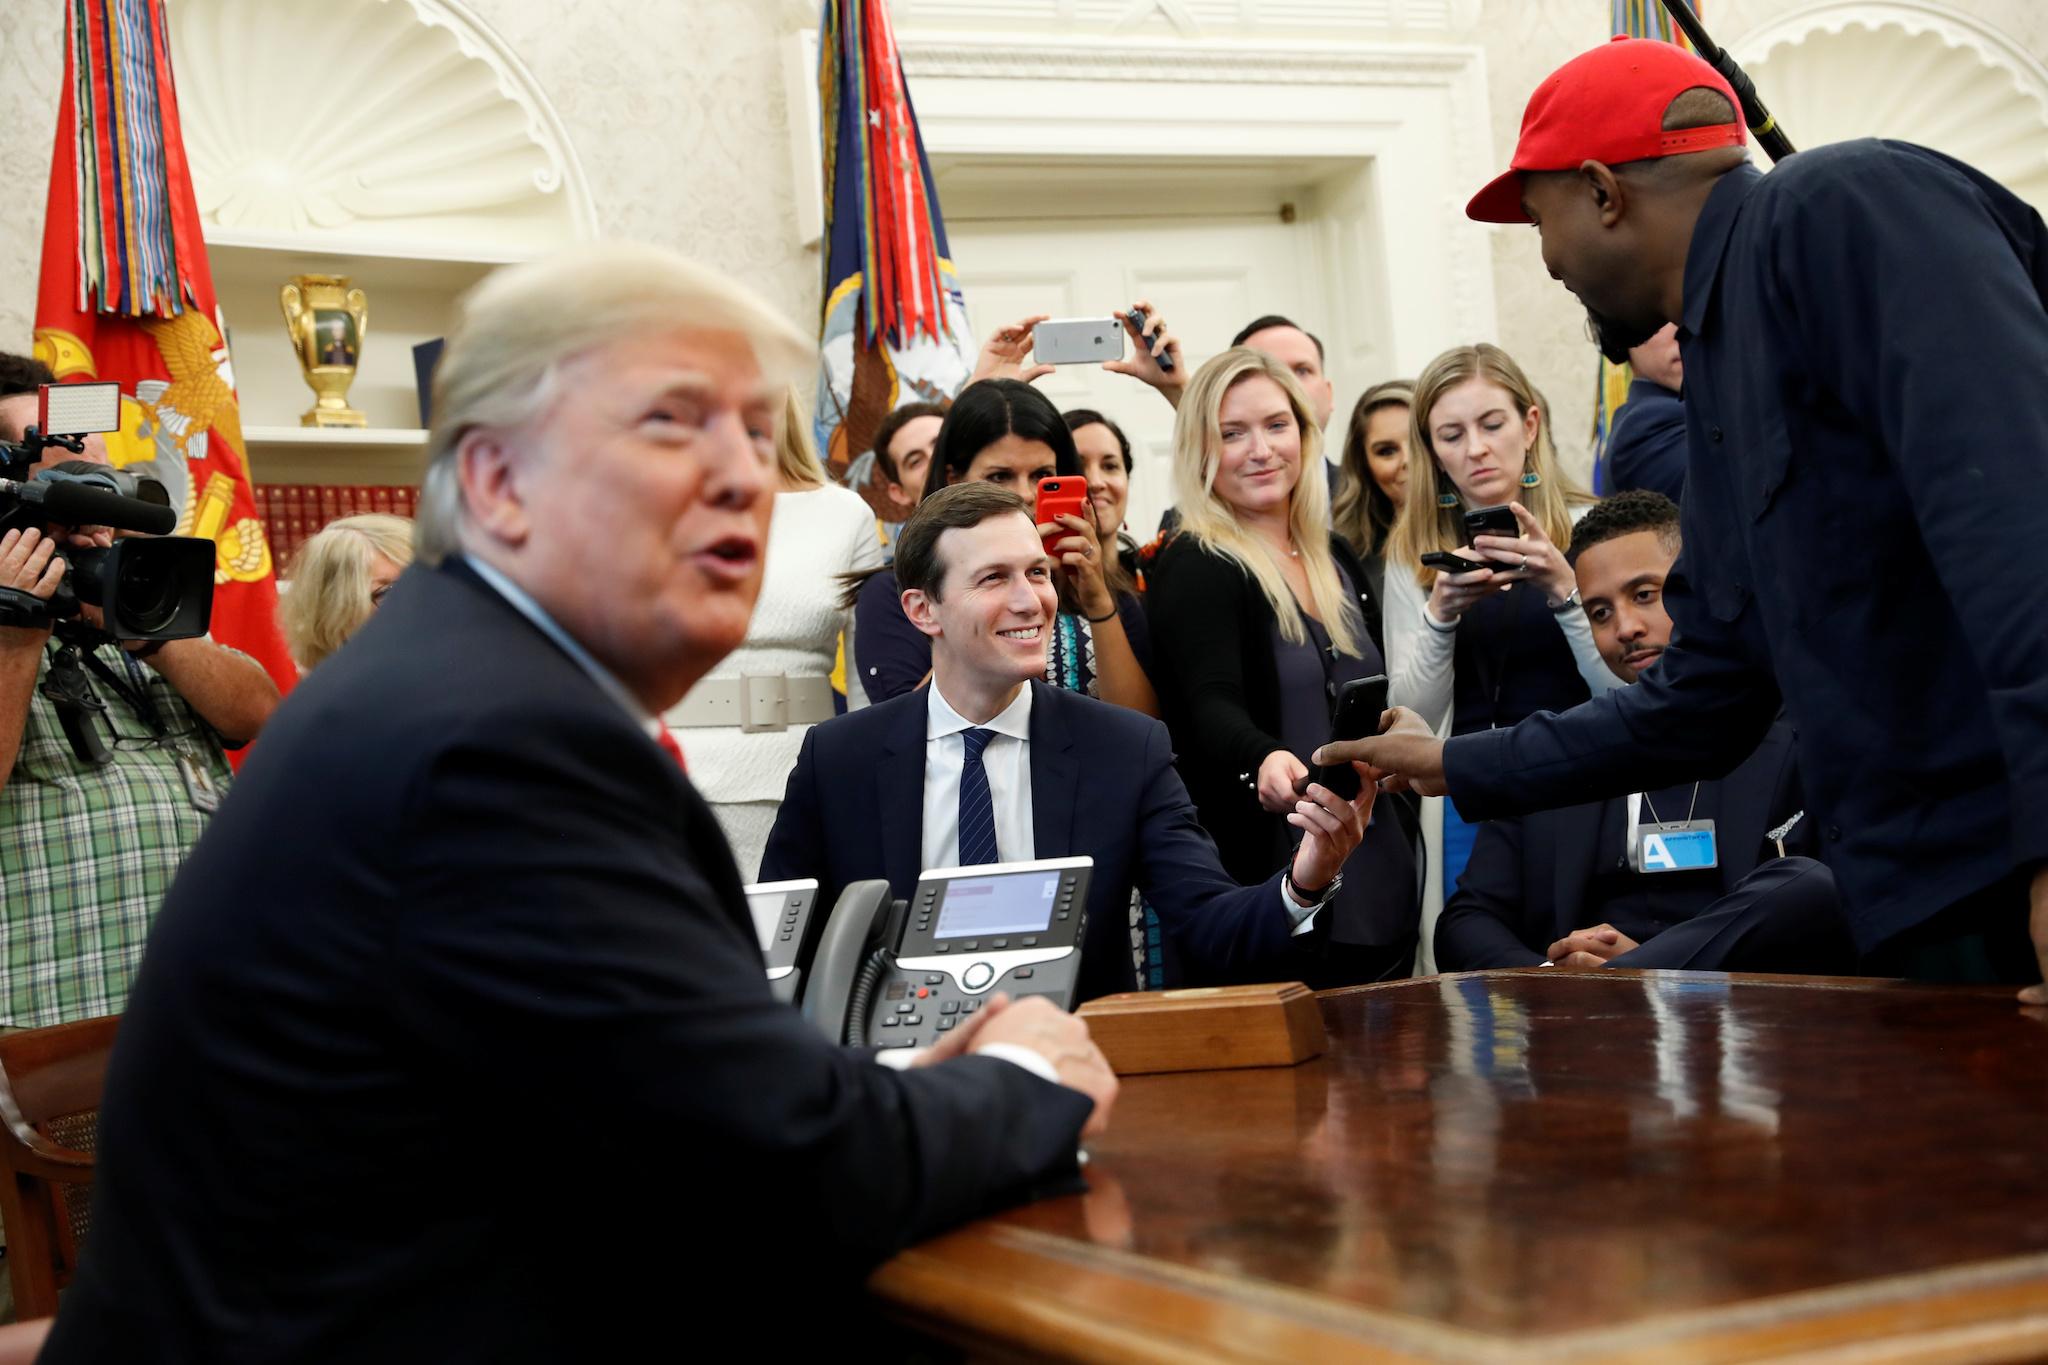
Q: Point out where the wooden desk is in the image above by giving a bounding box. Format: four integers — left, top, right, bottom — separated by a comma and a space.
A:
871, 971, 2048, 1363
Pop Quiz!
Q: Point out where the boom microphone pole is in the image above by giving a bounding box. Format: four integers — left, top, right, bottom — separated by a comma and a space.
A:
1658, 0, 1796, 162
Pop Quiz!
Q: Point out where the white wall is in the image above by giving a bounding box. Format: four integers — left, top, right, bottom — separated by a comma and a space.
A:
2, 0, 2043, 483
0, 0, 821, 352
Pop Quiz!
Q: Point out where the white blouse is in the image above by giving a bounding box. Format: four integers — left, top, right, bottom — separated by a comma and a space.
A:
1381, 502, 1625, 732
669, 483, 884, 805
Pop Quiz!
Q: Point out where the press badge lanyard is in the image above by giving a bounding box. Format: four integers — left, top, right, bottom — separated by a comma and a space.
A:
80, 649, 167, 736
1626, 783, 1718, 873
76, 646, 222, 813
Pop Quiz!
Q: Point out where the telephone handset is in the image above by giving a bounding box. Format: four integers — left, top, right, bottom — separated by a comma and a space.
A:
802, 858, 1094, 1050
742, 878, 827, 1003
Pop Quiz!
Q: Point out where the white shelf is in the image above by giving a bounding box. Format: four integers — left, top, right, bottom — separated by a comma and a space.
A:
243, 425, 428, 448
208, 234, 530, 293
241, 426, 429, 487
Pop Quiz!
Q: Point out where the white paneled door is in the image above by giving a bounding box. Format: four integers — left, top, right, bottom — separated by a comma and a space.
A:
945, 211, 1329, 540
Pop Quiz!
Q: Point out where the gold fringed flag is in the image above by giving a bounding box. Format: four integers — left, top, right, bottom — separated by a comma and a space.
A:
34, 0, 295, 740
813, 0, 974, 524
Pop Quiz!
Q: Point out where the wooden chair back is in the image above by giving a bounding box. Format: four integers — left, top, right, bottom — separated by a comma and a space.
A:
0, 1016, 119, 1321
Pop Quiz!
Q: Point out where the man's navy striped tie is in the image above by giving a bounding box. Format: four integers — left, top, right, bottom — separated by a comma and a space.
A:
957, 727, 1000, 867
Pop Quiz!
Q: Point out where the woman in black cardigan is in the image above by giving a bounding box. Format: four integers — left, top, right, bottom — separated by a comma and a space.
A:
1146, 348, 1421, 985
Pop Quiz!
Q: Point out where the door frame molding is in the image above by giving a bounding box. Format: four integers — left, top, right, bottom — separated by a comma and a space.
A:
786, 29, 1501, 388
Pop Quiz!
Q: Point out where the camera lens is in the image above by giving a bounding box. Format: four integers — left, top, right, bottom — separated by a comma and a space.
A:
114, 548, 179, 635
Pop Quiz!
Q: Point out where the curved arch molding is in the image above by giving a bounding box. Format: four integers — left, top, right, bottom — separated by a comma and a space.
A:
170, 0, 596, 250
1731, 2, 2048, 214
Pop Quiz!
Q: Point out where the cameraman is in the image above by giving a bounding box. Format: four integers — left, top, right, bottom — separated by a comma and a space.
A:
0, 363, 279, 1029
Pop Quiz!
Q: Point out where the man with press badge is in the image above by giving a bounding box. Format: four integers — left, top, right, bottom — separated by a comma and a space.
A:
1434, 493, 1853, 973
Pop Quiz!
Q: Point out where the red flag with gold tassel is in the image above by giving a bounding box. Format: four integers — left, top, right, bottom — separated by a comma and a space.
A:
33, 0, 294, 740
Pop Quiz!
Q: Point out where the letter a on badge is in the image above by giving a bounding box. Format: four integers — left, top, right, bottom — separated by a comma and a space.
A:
1640, 833, 1678, 871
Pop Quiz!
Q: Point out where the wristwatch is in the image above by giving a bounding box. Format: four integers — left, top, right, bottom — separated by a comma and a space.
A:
1548, 587, 1583, 614
1285, 868, 1343, 910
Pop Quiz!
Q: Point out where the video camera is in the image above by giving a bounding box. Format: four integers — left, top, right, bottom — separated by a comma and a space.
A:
0, 382, 214, 641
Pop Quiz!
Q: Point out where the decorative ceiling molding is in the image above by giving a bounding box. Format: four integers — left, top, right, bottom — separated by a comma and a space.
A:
900, 36, 1482, 87
170, 0, 595, 249
889, 0, 1478, 33
1730, 2, 2048, 212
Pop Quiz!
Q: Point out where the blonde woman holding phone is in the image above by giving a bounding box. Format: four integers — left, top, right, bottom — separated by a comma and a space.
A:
1146, 348, 1421, 986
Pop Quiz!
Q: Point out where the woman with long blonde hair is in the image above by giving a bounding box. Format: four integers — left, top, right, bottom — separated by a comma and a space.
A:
1382, 342, 1618, 731
662, 388, 883, 878
1380, 343, 1620, 882
1147, 347, 1421, 985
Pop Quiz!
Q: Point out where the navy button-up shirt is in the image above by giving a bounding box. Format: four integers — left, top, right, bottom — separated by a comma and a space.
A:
1447, 140, 2048, 951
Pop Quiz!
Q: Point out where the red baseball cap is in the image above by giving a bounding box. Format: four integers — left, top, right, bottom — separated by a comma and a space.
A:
1466, 36, 1745, 224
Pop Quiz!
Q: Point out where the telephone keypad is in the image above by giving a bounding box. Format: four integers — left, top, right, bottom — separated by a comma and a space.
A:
864, 963, 1065, 1047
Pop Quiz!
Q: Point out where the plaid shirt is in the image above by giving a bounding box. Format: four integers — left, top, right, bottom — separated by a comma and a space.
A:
1, 639, 233, 1028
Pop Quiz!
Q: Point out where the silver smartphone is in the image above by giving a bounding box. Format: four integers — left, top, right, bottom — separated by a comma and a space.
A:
1032, 317, 1124, 365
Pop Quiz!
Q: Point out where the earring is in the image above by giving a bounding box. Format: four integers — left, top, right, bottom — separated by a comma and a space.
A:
1437, 490, 1459, 508
1520, 470, 1543, 489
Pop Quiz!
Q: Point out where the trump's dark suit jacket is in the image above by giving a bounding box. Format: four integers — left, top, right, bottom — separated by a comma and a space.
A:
41, 559, 1090, 1364
760, 680, 1305, 1003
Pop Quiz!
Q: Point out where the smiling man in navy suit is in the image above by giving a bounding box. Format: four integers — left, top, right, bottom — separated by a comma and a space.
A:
762, 480, 1377, 1003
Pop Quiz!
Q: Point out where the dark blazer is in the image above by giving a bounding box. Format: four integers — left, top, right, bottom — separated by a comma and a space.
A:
760, 680, 1302, 1003
1437, 719, 1803, 969
1603, 377, 1687, 503
1444, 144, 2048, 954
1142, 532, 1415, 942
41, 560, 1091, 1365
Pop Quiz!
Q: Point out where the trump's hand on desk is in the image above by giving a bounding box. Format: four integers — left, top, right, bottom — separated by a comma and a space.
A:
912, 993, 1119, 1137
1314, 705, 1448, 798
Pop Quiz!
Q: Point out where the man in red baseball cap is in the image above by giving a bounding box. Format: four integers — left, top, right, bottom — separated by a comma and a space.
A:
1471, 36, 1752, 359
1323, 37, 2048, 1006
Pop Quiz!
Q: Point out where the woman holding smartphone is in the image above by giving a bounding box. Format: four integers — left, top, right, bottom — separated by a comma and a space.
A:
1380, 345, 1618, 885
1145, 348, 1420, 985
848, 379, 1156, 715
1381, 344, 1618, 736
1063, 407, 1150, 590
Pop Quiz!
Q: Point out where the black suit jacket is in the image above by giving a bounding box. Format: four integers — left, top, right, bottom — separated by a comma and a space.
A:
42, 560, 1091, 1364
1603, 377, 1687, 503
1142, 531, 1419, 944
759, 681, 1302, 1003
1436, 719, 1804, 969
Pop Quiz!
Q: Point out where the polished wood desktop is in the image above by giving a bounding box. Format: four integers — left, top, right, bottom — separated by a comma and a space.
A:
871, 971, 2048, 1363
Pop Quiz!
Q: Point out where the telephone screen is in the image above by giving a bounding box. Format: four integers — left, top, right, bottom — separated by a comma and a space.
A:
933, 870, 1059, 939
744, 891, 785, 952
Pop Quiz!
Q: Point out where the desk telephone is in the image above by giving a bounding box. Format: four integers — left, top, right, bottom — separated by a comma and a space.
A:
742, 878, 823, 1003
746, 857, 1093, 1050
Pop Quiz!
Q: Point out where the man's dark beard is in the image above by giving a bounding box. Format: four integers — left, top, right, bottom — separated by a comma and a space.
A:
1582, 304, 1658, 365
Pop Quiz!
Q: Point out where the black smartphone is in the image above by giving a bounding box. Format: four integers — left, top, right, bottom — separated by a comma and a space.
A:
1122, 307, 1175, 373
1310, 674, 1389, 801
1463, 504, 1519, 544
1422, 550, 1491, 574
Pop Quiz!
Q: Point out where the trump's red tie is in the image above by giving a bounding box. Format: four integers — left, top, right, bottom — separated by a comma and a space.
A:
655, 726, 688, 774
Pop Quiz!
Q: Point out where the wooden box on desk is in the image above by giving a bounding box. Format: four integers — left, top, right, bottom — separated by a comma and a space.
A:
1077, 982, 1325, 1075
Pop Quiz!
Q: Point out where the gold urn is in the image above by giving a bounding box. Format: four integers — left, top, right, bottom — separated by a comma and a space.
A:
279, 274, 369, 427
